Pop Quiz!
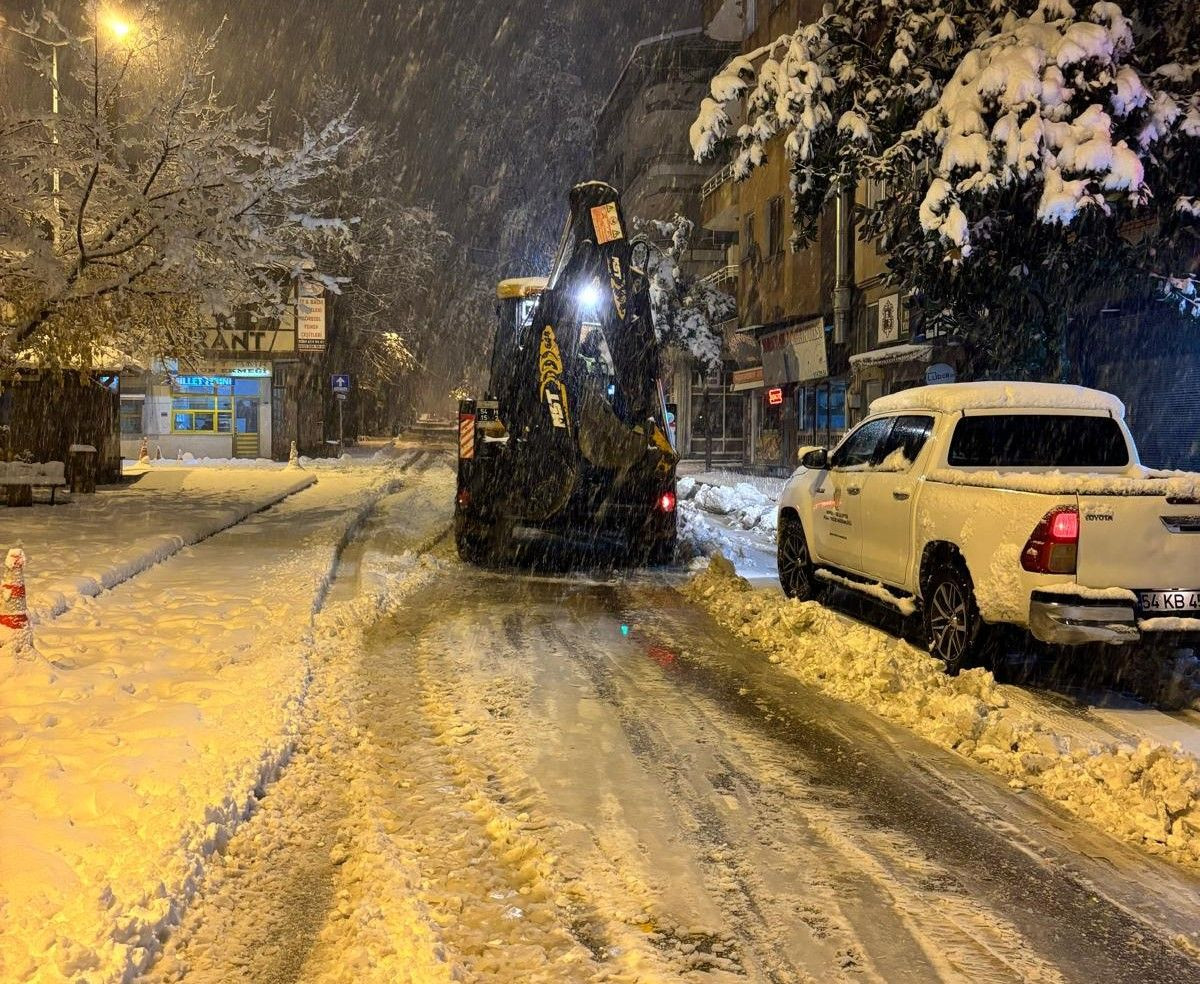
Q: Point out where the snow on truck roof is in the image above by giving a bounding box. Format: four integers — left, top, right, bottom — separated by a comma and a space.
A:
496, 277, 548, 300
869, 381, 1126, 418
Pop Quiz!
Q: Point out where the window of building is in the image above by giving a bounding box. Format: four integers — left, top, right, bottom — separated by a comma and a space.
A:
865, 178, 889, 209
172, 378, 233, 434
743, 212, 756, 258
119, 398, 143, 436
798, 380, 847, 447
689, 370, 746, 460
766, 196, 784, 257
745, 0, 758, 35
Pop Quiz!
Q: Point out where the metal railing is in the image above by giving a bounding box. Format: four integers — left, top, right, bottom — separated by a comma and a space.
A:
701, 265, 739, 289
701, 162, 736, 200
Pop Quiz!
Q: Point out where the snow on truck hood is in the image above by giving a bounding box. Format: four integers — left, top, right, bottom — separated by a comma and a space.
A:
869, 381, 1126, 418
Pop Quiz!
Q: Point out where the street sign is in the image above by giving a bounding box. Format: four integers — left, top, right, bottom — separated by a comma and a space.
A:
331, 374, 350, 395
335, 392, 347, 402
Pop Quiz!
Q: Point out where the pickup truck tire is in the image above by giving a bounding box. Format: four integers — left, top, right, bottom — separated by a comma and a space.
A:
923, 563, 988, 674
778, 515, 818, 601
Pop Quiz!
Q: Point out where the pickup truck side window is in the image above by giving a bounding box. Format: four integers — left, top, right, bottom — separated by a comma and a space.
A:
830, 417, 894, 469
874, 415, 935, 470
948, 414, 1130, 467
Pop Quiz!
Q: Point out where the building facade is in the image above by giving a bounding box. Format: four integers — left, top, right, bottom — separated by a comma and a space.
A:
118, 286, 326, 462
699, 0, 972, 472
594, 21, 746, 463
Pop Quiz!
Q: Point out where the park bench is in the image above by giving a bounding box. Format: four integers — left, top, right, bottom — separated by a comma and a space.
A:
0, 460, 68, 506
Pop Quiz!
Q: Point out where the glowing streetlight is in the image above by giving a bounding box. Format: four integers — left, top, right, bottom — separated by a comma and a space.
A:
106, 16, 133, 41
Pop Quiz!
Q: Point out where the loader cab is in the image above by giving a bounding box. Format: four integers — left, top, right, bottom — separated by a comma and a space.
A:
496, 277, 546, 337
492, 277, 548, 393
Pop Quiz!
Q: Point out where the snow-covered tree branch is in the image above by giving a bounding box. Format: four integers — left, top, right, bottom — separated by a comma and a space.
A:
0, 6, 358, 368
642, 215, 734, 371
692, 0, 1200, 371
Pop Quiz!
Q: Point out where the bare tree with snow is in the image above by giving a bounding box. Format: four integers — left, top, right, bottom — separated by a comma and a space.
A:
692, 0, 1200, 375
0, 6, 357, 369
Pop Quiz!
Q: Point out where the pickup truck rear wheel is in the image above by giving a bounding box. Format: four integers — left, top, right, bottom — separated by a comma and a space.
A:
924, 564, 985, 674
778, 515, 817, 601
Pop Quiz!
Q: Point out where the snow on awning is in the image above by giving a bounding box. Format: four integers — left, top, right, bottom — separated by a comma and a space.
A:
848, 343, 933, 370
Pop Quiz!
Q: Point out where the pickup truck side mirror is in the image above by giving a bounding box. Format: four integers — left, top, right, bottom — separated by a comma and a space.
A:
799, 446, 829, 470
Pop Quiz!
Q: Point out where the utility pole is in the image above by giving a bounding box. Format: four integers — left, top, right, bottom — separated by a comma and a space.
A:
7, 29, 68, 239
8, 17, 134, 242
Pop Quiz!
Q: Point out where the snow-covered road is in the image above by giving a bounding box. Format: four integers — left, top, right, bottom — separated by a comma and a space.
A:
139, 466, 1200, 984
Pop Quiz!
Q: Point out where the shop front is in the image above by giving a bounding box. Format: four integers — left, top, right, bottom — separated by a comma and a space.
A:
847, 340, 965, 427
119, 361, 278, 461
753, 318, 843, 468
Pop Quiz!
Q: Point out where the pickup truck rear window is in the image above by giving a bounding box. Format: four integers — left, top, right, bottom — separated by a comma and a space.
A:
948, 414, 1129, 467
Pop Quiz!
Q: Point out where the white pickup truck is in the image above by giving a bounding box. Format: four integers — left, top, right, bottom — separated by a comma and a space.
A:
776, 382, 1200, 671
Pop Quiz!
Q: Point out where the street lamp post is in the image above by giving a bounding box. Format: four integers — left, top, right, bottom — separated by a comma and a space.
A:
6, 28, 69, 235
6, 16, 135, 240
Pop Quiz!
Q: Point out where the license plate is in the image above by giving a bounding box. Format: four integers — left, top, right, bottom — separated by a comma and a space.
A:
1138, 590, 1200, 613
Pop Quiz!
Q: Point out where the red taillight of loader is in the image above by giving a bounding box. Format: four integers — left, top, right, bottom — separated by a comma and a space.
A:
1021, 506, 1079, 574
657, 491, 677, 514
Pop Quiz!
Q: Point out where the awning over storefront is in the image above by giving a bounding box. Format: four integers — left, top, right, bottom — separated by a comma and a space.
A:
848, 342, 933, 371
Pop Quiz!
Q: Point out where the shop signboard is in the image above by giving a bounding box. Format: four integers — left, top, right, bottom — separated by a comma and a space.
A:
878, 293, 901, 344
203, 324, 296, 354
228, 362, 273, 378
760, 319, 828, 387
175, 374, 232, 388
766, 387, 784, 406
297, 280, 326, 353
925, 362, 956, 385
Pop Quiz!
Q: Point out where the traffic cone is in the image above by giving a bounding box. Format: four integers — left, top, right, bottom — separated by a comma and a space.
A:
138, 437, 150, 464
1, 547, 34, 656
177, 448, 183, 461
286, 440, 301, 469
154, 444, 163, 461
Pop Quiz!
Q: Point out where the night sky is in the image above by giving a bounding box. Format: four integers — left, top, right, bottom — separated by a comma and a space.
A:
3, 0, 693, 245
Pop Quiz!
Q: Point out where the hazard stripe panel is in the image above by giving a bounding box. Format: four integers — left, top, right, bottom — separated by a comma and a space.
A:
459, 414, 476, 460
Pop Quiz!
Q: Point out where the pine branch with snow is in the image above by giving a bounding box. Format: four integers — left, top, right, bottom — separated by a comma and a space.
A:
641, 215, 734, 370
692, 0, 1200, 368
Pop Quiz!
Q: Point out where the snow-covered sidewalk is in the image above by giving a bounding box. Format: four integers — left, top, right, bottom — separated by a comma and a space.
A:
1, 468, 316, 626
0, 460, 434, 983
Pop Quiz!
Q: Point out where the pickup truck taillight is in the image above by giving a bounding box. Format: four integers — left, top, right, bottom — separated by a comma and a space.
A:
1021, 506, 1079, 574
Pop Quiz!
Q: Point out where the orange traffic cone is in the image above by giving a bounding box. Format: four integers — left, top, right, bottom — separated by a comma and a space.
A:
138, 437, 150, 464
1, 547, 34, 655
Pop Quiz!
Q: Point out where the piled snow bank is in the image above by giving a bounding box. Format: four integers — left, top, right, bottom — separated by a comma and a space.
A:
679, 478, 778, 538
2, 470, 316, 627
683, 556, 1200, 872
0, 469, 415, 982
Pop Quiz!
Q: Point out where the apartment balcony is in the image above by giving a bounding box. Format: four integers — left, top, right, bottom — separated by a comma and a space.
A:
701, 264, 739, 290
700, 163, 739, 232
